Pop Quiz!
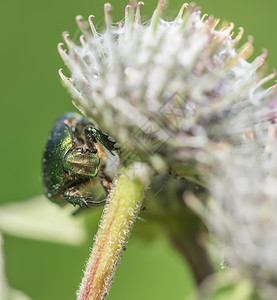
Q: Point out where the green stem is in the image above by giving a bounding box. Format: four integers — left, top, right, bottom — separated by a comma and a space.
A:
77, 163, 153, 300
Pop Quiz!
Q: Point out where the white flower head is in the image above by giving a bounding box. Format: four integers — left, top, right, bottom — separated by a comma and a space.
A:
58, 1, 276, 175
192, 125, 277, 299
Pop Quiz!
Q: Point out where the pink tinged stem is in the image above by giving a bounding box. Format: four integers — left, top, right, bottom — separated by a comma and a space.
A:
57, 43, 69, 62
77, 164, 153, 300
104, 3, 112, 28
125, 4, 131, 18
135, 2, 144, 23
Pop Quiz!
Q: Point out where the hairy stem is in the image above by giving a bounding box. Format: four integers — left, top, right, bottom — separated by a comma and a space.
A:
77, 163, 152, 300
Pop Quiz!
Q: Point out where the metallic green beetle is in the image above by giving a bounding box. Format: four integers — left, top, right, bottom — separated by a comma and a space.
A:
42, 112, 119, 207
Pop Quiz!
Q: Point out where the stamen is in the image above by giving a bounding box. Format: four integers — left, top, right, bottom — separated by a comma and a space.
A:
175, 3, 189, 20
125, 4, 135, 27
205, 16, 214, 26
226, 22, 234, 34
150, 9, 159, 31
158, 0, 166, 12
237, 37, 254, 60
125, 5, 132, 18
210, 18, 220, 31
261, 71, 277, 86
128, 0, 136, 9
250, 71, 277, 97
88, 15, 104, 58
104, 3, 112, 28
258, 49, 268, 68
225, 37, 253, 69
58, 68, 71, 82
62, 32, 71, 47
118, 22, 123, 29
88, 15, 97, 38
135, 2, 144, 23
79, 35, 86, 46
76, 15, 88, 34
76, 15, 82, 24
57, 43, 68, 60
270, 80, 277, 90
252, 49, 268, 69
233, 27, 244, 46
137, 1, 144, 10
219, 21, 232, 32
150, 0, 166, 32
220, 22, 234, 36
201, 13, 208, 22
179, 3, 193, 31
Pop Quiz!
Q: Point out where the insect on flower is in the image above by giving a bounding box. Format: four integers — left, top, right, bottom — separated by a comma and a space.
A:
42, 112, 119, 207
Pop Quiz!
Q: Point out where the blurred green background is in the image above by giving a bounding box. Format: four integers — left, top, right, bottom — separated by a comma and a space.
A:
0, 0, 276, 299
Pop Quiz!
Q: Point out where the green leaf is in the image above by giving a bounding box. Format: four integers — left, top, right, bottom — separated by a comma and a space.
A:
0, 196, 87, 246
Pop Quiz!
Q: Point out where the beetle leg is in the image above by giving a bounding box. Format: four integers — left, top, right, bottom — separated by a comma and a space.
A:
83, 200, 89, 208
85, 126, 120, 154
78, 200, 89, 208
63, 191, 106, 207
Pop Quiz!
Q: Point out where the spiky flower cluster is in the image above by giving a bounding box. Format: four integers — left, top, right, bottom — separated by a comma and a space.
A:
58, 2, 275, 176
58, 2, 277, 299
197, 123, 277, 299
